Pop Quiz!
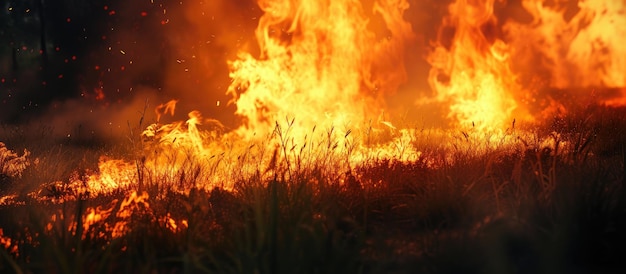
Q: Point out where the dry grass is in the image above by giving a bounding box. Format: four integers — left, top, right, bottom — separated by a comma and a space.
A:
1, 106, 625, 273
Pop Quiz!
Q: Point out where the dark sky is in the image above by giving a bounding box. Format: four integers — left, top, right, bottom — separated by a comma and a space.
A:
0, 0, 268, 144
0, 0, 260, 122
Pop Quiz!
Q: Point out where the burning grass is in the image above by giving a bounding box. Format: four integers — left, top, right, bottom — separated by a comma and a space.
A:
0, 106, 625, 273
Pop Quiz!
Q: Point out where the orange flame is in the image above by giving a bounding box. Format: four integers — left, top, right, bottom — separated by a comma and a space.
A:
507, 0, 625, 89
228, 0, 414, 139
23, 0, 626, 201
426, 0, 524, 130
0, 228, 19, 257
0, 142, 30, 178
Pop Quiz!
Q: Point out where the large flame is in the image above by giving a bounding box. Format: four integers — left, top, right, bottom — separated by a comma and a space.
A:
505, 0, 626, 107
426, 0, 525, 130
56, 0, 626, 196
227, 0, 414, 139
506, 0, 625, 89
424, 0, 626, 129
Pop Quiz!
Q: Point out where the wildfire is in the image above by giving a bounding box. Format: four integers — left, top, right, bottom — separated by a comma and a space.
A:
34, 0, 626, 196
1, 3, 626, 271
1, 0, 625, 241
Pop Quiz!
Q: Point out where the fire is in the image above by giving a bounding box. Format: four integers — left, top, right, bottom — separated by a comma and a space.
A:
111, 191, 151, 237
0, 0, 622, 201
86, 157, 137, 194
0, 228, 19, 257
0, 142, 30, 179
228, 0, 414, 140
83, 205, 114, 232
70, 0, 419, 193
423, 0, 626, 129
61, 0, 625, 196
2, 2, 626, 270
503, 0, 626, 108
44, 191, 186, 240
426, 0, 524, 130
506, 0, 625, 90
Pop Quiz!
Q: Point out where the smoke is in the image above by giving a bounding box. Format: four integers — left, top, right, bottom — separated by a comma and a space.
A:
1, 0, 262, 143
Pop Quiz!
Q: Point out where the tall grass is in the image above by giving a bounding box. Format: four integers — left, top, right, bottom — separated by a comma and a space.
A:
1, 107, 626, 273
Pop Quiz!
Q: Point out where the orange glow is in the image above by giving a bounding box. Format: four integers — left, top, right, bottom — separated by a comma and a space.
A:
36, 191, 188, 240
421, 0, 626, 129
111, 191, 150, 237
502, 0, 626, 115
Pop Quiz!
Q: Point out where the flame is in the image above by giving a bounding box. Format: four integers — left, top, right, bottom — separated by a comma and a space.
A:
426, 0, 524, 130
86, 157, 137, 194
3, 2, 626, 263
74, 0, 626, 196
227, 0, 414, 140
0, 142, 30, 179
72, 0, 419, 193
83, 204, 115, 233
0, 228, 19, 257
155, 99, 178, 123
506, 0, 625, 90
37, 190, 186, 240
8, 0, 626, 207
111, 191, 150, 237
424, 0, 626, 129
502, 0, 626, 110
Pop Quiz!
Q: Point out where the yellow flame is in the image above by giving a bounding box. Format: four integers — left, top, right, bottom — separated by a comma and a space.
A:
427, 0, 523, 130
228, 0, 413, 140
507, 0, 626, 89
503, 0, 626, 109
24, 0, 626, 203
83, 203, 115, 233
86, 156, 137, 194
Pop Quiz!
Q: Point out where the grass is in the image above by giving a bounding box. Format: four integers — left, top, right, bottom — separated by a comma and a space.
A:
1, 106, 626, 273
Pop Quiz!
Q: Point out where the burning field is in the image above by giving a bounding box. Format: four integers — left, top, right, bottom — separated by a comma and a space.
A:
1, 0, 625, 273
